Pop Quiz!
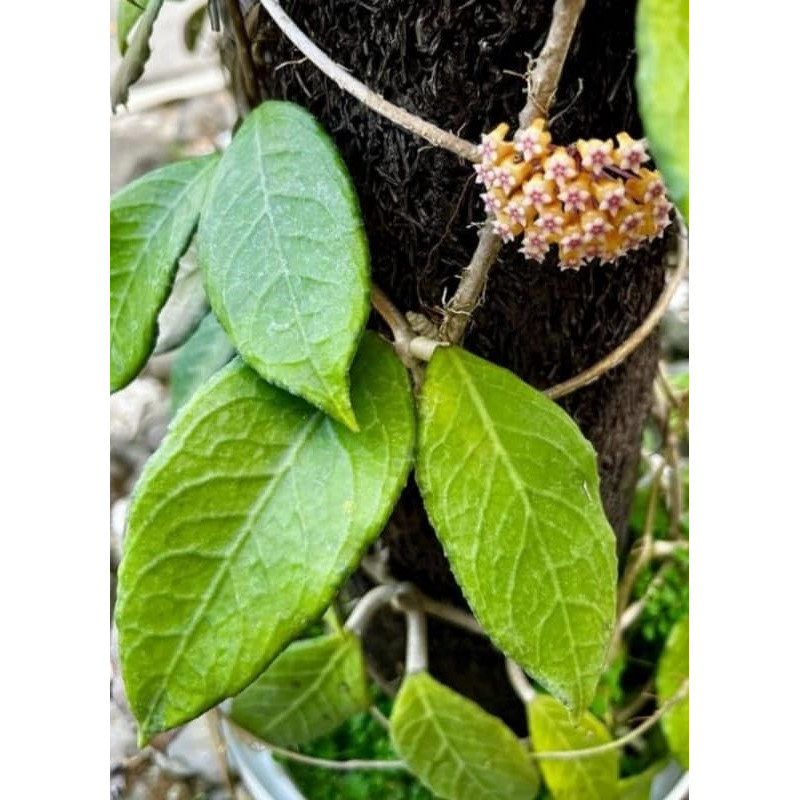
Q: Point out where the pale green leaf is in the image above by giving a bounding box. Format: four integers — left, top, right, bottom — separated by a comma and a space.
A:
230, 631, 369, 746
635, 0, 689, 221
390, 671, 540, 800
116, 333, 415, 743
153, 243, 209, 356
117, 0, 144, 55
529, 695, 618, 800
111, 154, 219, 392
111, 0, 165, 110
170, 312, 235, 414
618, 759, 669, 800
198, 101, 369, 430
656, 615, 689, 768
416, 347, 617, 714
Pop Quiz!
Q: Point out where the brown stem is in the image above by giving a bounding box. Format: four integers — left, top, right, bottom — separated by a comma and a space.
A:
259, 0, 477, 161
519, 0, 587, 128
224, 0, 262, 106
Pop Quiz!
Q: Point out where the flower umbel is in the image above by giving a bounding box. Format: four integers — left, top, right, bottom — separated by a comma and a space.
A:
475, 119, 674, 269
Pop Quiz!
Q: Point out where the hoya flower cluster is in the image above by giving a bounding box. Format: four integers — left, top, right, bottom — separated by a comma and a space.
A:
474, 119, 672, 269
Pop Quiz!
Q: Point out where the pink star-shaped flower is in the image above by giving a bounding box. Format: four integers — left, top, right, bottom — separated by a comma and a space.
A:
577, 139, 614, 176
474, 162, 495, 186
480, 192, 503, 216
522, 177, 555, 209
616, 132, 651, 172
535, 208, 566, 237
558, 182, 591, 214
491, 218, 517, 243
543, 149, 578, 185
506, 201, 527, 226
519, 230, 549, 262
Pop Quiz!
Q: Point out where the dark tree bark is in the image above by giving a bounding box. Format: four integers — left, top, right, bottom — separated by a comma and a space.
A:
223, 0, 668, 733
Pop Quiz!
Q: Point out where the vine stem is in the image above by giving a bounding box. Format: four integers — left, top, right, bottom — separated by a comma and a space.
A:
519, 0, 587, 128
506, 659, 536, 704
531, 680, 688, 761
440, 0, 587, 344
259, 0, 477, 161
224, 0, 262, 106
545, 217, 688, 399
395, 590, 429, 674
360, 554, 485, 637
343, 583, 401, 637
223, 717, 407, 771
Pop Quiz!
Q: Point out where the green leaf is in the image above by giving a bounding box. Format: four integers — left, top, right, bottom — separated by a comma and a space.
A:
153, 243, 209, 356
416, 347, 617, 714
116, 332, 415, 743
618, 759, 669, 800
635, 0, 689, 221
390, 671, 540, 800
198, 101, 369, 430
170, 312, 235, 414
529, 695, 618, 800
111, 154, 219, 392
111, 0, 165, 110
656, 615, 689, 768
117, 0, 144, 55
230, 631, 370, 746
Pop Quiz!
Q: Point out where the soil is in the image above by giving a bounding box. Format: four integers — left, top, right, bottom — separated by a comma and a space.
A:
223, 0, 670, 734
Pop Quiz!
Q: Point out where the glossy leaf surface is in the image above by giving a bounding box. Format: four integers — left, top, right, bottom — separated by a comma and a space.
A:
656, 614, 689, 768
198, 101, 369, 429
390, 672, 540, 800
636, 0, 689, 220
417, 347, 617, 714
529, 695, 618, 800
116, 333, 415, 743
110, 154, 218, 392
170, 312, 235, 414
231, 631, 369, 746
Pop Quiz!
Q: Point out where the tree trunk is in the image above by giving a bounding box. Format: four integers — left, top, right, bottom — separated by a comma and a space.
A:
224, 0, 668, 733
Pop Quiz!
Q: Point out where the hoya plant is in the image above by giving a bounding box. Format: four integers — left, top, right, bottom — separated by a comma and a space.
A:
111, 0, 688, 798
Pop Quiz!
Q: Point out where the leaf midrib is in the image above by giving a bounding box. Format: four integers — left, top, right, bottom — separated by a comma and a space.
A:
140, 409, 324, 733
450, 355, 584, 709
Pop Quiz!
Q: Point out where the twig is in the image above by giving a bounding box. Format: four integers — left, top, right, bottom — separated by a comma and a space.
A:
519, 0, 587, 128
344, 583, 401, 637
259, 0, 477, 161
396, 591, 429, 674
369, 705, 391, 731
370, 283, 425, 385
360, 555, 486, 637
616, 462, 666, 622
506, 660, 536, 704
614, 677, 655, 726
440, 0, 587, 344
532, 679, 688, 760
653, 539, 688, 558
618, 562, 670, 633
440, 223, 504, 343
224, 717, 407, 771
224, 0, 262, 107
545, 218, 689, 400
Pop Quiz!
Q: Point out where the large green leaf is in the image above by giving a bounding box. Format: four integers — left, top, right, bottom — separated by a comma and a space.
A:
116, 333, 415, 744
390, 671, 540, 800
230, 631, 370, 746
416, 347, 617, 714
656, 614, 689, 768
198, 101, 369, 431
635, 0, 689, 221
529, 695, 618, 800
111, 0, 165, 110
170, 312, 235, 414
110, 154, 219, 392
